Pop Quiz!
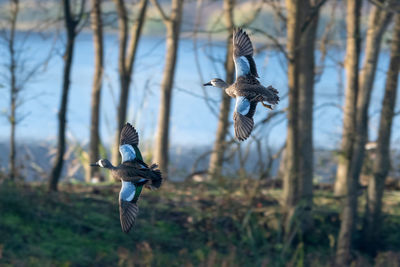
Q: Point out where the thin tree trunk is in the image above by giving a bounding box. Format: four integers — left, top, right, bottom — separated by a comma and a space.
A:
335, 0, 362, 265
283, 0, 319, 239
112, 0, 148, 166
208, 0, 235, 180
283, 0, 302, 234
153, 0, 184, 176
8, 0, 19, 180
334, 1, 392, 196
48, 0, 80, 191
364, 13, 400, 254
88, 0, 104, 182
297, 0, 318, 232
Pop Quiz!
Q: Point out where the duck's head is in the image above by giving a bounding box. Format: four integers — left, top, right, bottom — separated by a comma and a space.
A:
203, 78, 228, 89
90, 159, 113, 169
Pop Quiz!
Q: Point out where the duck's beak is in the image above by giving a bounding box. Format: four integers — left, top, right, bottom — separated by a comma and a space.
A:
203, 82, 212, 86
90, 163, 99, 167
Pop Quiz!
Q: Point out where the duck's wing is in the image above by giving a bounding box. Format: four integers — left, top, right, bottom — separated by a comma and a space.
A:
119, 123, 140, 163
233, 96, 257, 141
119, 198, 139, 233
119, 180, 143, 233
233, 28, 259, 78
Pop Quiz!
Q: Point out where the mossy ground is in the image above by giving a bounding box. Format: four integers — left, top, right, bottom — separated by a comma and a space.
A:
1, 179, 400, 266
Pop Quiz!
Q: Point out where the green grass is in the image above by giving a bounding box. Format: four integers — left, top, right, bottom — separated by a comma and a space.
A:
1, 180, 400, 266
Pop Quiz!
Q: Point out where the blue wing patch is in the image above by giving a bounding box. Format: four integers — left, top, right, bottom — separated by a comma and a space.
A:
120, 181, 136, 202
234, 56, 250, 78
235, 96, 250, 115
119, 144, 137, 163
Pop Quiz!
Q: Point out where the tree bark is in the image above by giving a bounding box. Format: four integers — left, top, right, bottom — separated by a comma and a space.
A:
363, 13, 400, 254
334, 0, 392, 196
208, 0, 235, 180
283, 0, 302, 235
297, 0, 318, 232
283, 0, 319, 239
153, 0, 184, 176
88, 0, 104, 182
335, 0, 362, 265
8, 0, 19, 180
111, 0, 148, 166
48, 0, 81, 191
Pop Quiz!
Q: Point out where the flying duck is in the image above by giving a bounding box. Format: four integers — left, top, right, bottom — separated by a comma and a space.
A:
204, 28, 279, 141
90, 123, 163, 233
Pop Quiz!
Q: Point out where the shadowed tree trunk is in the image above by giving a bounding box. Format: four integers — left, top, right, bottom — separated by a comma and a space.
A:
335, 0, 362, 265
334, 0, 393, 196
8, 0, 19, 180
283, 0, 320, 240
151, 0, 184, 176
48, 0, 84, 191
363, 13, 400, 254
111, 0, 148, 166
208, 0, 235, 180
88, 0, 104, 182
283, 0, 301, 236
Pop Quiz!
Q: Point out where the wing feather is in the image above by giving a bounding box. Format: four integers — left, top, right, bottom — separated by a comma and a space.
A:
233, 28, 253, 58
120, 123, 139, 147
119, 200, 139, 233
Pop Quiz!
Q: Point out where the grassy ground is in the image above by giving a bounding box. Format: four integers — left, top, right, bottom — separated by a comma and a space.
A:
1, 179, 400, 267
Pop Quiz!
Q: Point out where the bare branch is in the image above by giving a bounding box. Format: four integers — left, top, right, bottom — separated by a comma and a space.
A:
368, 0, 400, 13
150, 0, 170, 23
301, 0, 329, 33
248, 27, 289, 60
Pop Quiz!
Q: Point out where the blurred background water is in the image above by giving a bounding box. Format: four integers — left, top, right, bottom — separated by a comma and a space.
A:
1, 32, 398, 149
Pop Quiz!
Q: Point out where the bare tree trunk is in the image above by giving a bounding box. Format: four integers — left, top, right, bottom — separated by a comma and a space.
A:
334, 0, 392, 196
363, 13, 400, 254
283, 0, 319, 239
335, 0, 362, 265
152, 0, 184, 176
208, 0, 235, 180
283, 0, 302, 235
88, 0, 104, 182
8, 0, 19, 180
111, 0, 148, 166
48, 0, 83, 191
297, 0, 319, 232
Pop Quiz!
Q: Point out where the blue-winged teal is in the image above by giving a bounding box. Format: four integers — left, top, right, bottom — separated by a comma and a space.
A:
90, 123, 163, 233
204, 28, 279, 141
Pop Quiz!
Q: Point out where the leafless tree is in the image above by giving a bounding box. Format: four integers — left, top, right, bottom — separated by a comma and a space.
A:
335, 0, 362, 265
151, 0, 184, 176
363, 13, 400, 254
111, 0, 148, 166
0, 0, 51, 180
282, 0, 322, 241
208, 0, 235, 180
88, 0, 104, 182
48, 0, 86, 191
334, 0, 393, 196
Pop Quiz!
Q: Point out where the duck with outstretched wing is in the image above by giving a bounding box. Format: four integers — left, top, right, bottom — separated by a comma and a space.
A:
204, 28, 279, 141
90, 123, 162, 233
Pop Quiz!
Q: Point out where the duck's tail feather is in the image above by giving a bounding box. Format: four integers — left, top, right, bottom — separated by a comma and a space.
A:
265, 85, 280, 105
147, 164, 163, 189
